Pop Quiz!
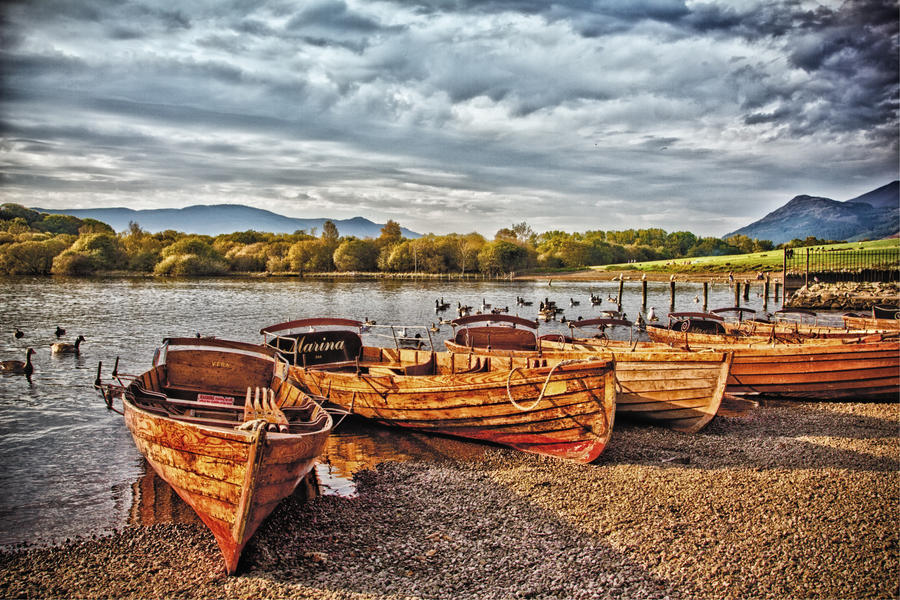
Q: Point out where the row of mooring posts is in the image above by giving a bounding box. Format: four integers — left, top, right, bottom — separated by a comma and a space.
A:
632, 277, 781, 314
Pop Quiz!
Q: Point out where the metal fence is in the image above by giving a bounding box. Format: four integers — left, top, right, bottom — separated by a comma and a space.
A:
783, 246, 899, 294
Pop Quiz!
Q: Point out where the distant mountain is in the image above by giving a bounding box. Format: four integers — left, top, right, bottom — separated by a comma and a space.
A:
724, 181, 898, 245
30, 204, 422, 238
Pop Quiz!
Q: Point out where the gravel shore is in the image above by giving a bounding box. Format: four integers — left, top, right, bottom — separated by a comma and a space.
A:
2, 400, 897, 599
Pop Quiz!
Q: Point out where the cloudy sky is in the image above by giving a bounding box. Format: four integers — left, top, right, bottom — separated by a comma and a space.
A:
1, 0, 897, 237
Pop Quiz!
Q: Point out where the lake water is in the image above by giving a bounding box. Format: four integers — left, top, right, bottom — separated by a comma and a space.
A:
0, 275, 777, 546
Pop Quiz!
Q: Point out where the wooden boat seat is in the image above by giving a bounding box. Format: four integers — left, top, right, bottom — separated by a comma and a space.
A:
365, 353, 437, 376
164, 350, 274, 396
452, 356, 490, 373
455, 327, 537, 351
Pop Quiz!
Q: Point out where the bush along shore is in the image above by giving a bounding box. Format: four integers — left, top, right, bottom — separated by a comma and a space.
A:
1, 400, 897, 599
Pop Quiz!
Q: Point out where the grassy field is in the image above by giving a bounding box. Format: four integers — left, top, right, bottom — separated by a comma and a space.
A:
594, 238, 899, 275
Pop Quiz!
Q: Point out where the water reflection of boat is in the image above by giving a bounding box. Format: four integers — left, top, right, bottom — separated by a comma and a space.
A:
262, 318, 617, 463
319, 420, 488, 495
96, 337, 333, 574
129, 461, 320, 527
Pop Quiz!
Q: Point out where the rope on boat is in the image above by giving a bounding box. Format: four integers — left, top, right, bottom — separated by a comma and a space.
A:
504, 359, 586, 412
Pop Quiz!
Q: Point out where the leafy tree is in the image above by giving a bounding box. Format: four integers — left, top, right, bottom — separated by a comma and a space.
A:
477, 240, 529, 275
52, 250, 97, 275
687, 237, 740, 257
226, 242, 270, 272
120, 223, 163, 272
381, 241, 418, 272
161, 237, 222, 261
378, 220, 403, 247
665, 231, 698, 256
0, 204, 42, 225
67, 232, 126, 270
333, 239, 379, 271
0, 238, 68, 275
322, 220, 339, 243
78, 218, 115, 235
153, 254, 229, 276
36, 214, 83, 235
155, 236, 227, 275
288, 239, 334, 272
2, 217, 30, 235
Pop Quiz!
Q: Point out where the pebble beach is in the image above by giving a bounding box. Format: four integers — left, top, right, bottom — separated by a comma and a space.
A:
1, 400, 897, 600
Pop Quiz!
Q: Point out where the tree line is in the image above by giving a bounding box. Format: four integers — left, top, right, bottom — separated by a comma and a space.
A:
0, 203, 834, 277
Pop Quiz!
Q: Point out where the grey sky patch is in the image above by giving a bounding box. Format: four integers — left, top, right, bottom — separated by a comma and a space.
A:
0, 0, 896, 237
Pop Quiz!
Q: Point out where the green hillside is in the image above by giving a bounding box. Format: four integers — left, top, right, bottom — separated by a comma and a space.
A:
595, 239, 899, 275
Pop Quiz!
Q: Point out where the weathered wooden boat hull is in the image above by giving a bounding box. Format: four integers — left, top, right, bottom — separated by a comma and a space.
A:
123, 398, 329, 573
446, 339, 732, 434
646, 324, 883, 346
640, 333, 899, 400
723, 341, 899, 399
841, 314, 900, 331
286, 347, 616, 463
102, 338, 332, 574
720, 320, 882, 339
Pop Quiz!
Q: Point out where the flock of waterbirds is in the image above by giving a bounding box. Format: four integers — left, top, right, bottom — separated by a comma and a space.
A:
1, 290, 664, 380
429, 292, 661, 331
1, 325, 85, 381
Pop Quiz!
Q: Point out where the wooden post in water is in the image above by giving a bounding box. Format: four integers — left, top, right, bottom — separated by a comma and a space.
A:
669, 279, 676, 312
641, 280, 648, 311
618, 278, 625, 308
763, 276, 770, 311
702, 281, 709, 312
774, 282, 781, 302
733, 282, 740, 307
742, 282, 750, 302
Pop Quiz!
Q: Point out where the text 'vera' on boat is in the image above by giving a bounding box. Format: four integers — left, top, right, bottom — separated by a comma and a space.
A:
260, 318, 616, 463
444, 314, 732, 434
638, 312, 900, 401
95, 337, 333, 575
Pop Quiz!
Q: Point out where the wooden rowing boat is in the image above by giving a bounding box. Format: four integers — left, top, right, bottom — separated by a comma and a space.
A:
260, 318, 616, 463
95, 338, 333, 574
842, 306, 900, 330
715, 308, 885, 339
639, 325, 899, 400
646, 311, 883, 346
445, 314, 732, 434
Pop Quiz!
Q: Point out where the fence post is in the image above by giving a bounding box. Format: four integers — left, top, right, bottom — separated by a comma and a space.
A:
805, 248, 810, 287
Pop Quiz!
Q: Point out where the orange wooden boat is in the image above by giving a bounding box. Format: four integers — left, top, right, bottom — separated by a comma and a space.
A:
714, 308, 884, 339
640, 322, 899, 400
646, 311, 883, 346
842, 306, 900, 331
261, 318, 616, 463
445, 314, 732, 434
95, 338, 333, 574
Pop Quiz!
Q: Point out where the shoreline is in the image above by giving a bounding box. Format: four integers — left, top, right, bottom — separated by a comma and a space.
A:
2, 400, 897, 599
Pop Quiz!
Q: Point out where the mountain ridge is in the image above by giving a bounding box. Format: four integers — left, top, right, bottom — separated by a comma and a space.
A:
31, 204, 422, 238
724, 181, 898, 244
